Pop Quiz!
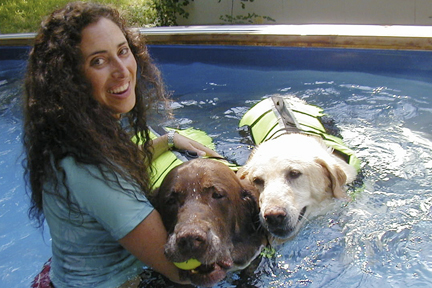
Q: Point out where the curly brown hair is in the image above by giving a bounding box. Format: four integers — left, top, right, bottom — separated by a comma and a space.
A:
23, 1, 167, 227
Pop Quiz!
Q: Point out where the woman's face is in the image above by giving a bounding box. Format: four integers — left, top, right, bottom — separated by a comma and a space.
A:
80, 17, 137, 116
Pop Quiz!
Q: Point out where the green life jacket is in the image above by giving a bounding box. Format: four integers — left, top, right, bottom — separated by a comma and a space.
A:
135, 96, 360, 189
239, 96, 361, 172
133, 127, 216, 189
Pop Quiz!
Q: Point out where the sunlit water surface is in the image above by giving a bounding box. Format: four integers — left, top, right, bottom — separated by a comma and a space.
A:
1, 55, 432, 287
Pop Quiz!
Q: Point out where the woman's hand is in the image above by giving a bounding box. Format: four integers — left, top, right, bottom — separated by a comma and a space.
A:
119, 210, 191, 286
172, 132, 222, 158
150, 132, 222, 159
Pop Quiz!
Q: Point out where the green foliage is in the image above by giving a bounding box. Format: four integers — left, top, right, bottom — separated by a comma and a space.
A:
218, 0, 254, 9
121, 0, 156, 28
0, 0, 276, 33
0, 0, 69, 33
220, 12, 275, 24
0, 0, 156, 34
260, 246, 276, 259
218, 0, 275, 24
152, 0, 194, 26
239, 0, 254, 9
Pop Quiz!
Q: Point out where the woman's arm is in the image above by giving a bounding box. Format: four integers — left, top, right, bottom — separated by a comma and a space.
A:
118, 210, 190, 285
150, 132, 222, 159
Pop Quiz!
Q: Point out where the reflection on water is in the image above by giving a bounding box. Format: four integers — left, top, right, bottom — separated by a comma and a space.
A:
1, 61, 432, 287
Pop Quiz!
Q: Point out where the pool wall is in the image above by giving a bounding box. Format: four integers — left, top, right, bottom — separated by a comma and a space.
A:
3, 30, 432, 83
149, 45, 432, 81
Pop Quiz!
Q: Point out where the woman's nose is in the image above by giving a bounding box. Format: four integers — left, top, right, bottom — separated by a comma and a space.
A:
111, 58, 129, 79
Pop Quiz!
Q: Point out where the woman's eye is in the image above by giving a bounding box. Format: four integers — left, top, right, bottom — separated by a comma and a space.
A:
119, 47, 129, 56
90, 57, 105, 67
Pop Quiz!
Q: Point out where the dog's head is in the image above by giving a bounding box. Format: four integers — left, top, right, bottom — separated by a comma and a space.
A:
152, 158, 264, 287
239, 134, 356, 241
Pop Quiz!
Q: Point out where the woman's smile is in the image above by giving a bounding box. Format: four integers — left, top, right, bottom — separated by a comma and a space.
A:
108, 82, 130, 95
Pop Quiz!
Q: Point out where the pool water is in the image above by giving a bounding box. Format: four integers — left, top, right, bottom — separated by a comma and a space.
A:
159, 65, 432, 288
1, 46, 432, 287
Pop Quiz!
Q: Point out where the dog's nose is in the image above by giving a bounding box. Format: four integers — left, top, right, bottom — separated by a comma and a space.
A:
176, 230, 207, 254
264, 207, 287, 227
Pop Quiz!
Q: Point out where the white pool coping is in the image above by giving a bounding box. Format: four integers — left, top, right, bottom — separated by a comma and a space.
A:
139, 24, 432, 38
1, 25, 432, 50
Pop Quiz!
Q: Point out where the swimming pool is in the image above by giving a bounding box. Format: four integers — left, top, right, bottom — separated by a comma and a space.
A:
1, 42, 432, 287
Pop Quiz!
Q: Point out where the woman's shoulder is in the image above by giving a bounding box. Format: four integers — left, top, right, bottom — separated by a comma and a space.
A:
58, 154, 117, 178
59, 155, 98, 175
58, 155, 147, 199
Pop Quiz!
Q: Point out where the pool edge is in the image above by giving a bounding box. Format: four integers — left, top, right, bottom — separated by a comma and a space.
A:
1, 25, 432, 51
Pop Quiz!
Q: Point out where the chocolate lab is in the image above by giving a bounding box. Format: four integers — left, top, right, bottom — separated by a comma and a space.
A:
151, 158, 266, 287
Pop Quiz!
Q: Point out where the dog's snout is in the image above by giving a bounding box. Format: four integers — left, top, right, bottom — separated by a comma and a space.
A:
176, 229, 208, 254
264, 207, 287, 226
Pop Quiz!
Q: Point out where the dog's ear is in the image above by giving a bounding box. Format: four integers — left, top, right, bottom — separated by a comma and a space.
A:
316, 158, 350, 200
148, 187, 160, 208
237, 166, 260, 200
239, 176, 259, 199
237, 146, 259, 180
237, 166, 249, 180
239, 187, 261, 233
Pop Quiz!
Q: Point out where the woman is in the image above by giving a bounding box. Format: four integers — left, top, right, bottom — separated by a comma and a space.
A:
24, 2, 218, 287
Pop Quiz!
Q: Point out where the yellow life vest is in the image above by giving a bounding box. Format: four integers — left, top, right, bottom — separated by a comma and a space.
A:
133, 127, 215, 189
239, 96, 361, 171
135, 96, 360, 189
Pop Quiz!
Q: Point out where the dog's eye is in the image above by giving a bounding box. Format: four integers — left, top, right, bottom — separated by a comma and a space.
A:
212, 191, 225, 199
288, 170, 302, 179
252, 177, 264, 186
165, 196, 177, 205
165, 191, 178, 205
